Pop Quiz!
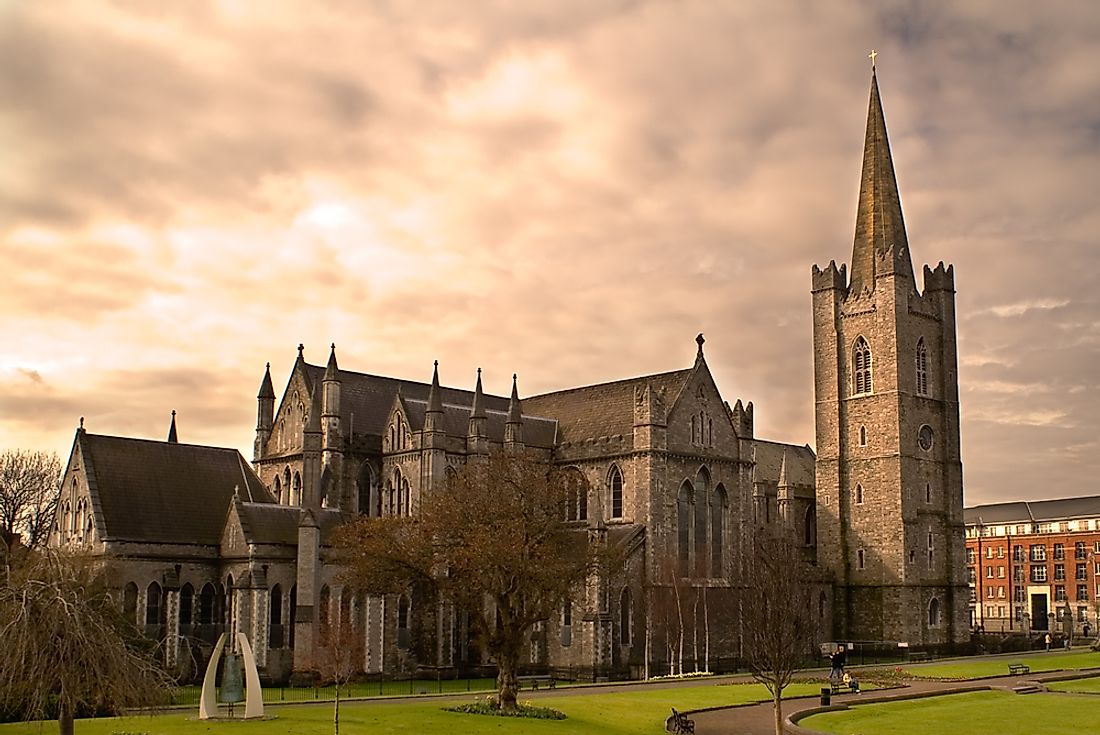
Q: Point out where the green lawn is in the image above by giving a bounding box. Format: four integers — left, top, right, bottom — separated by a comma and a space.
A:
900, 649, 1100, 679
1047, 675, 1100, 694
802, 690, 1095, 735
0, 680, 831, 735
170, 677, 498, 705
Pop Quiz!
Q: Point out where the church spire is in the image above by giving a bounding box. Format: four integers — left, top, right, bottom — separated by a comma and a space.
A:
849, 67, 915, 296
167, 410, 178, 443
427, 360, 443, 414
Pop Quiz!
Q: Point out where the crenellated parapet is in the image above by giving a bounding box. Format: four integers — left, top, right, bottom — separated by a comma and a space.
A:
923, 261, 955, 293
728, 399, 753, 438
811, 261, 848, 293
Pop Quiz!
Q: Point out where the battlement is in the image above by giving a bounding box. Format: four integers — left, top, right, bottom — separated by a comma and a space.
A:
923, 262, 955, 292
812, 261, 848, 293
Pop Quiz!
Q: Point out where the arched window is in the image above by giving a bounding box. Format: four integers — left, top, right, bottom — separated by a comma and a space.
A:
123, 582, 138, 626
269, 584, 283, 649
711, 484, 727, 576
855, 484, 864, 505
677, 481, 692, 576
397, 594, 411, 648
691, 415, 697, 444
288, 585, 297, 649
402, 478, 411, 517
386, 480, 395, 516
563, 469, 587, 522
928, 597, 941, 627
292, 472, 302, 506
925, 483, 932, 503
199, 583, 216, 625
393, 470, 404, 516
620, 588, 633, 646
608, 465, 624, 520
273, 475, 282, 504
804, 506, 817, 547
693, 468, 709, 575
145, 581, 162, 627
916, 338, 929, 396
179, 583, 194, 628
389, 423, 396, 451
853, 337, 873, 395
319, 585, 331, 644
859, 426, 867, 446
560, 599, 572, 647
356, 463, 374, 516
283, 467, 291, 504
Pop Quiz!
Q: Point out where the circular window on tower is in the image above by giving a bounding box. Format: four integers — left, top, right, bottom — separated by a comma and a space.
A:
918, 424, 934, 452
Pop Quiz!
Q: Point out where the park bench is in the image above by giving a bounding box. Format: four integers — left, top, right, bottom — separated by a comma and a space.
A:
908, 651, 932, 662
1008, 663, 1030, 675
668, 708, 695, 734
516, 675, 556, 690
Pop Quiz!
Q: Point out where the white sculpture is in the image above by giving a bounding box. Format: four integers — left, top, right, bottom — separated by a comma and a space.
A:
198, 633, 265, 719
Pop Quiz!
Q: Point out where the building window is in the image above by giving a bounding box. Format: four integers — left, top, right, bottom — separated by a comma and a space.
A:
857, 549, 865, 570
397, 594, 411, 648
925, 484, 932, 503
712, 485, 727, 575
1059, 522, 1070, 533
998, 546, 1005, 558
1079, 606, 1089, 622
1013, 545, 1024, 562
998, 566, 1005, 579
179, 583, 194, 627
966, 548, 975, 564
1031, 565, 1047, 583
561, 600, 572, 647
859, 426, 867, 446
1055, 564, 1066, 581
915, 338, 929, 396
986, 587, 995, 599
677, 482, 692, 576
1077, 585, 1089, 601
1054, 543, 1065, 561
986, 546, 995, 559
855, 484, 864, 505
997, 586, 1005, 599
1014, 587, 1025, 603
292, 471, 302, 506
1075, 541, 1087, 560
968, 568, 976, 584
564, 469, 588, 523
1077, 564, 1088, 581
1055, 585, 1067, 602
853, 337, 873, 395
619, 588, 633, 647
928, 598, 941, 627
986, 567, 994, 579
609, 465, 624, 520
145, 582, 162, 627
693, 469, 710, 576
1014, 567, 1024, 583
1030, 544, 1046, 562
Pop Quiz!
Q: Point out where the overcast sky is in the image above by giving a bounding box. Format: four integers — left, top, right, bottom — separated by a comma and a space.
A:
2, 1, 1098, 506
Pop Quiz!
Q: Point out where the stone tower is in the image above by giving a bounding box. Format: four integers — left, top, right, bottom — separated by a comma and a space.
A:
812, 69, 968, 646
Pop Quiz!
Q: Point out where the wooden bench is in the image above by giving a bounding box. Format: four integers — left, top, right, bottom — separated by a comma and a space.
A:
1008, 663, 1030, 676
516, 675, 556, 690
908, 651, 932, 662
668, 708, 695, 734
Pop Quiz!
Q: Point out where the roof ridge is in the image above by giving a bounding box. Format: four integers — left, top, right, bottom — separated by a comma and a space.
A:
526, 367, 693, 401
83, 432, 243, 453
302, 362, 511, 401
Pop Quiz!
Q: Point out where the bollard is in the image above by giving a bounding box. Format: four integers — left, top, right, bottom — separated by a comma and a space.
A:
820, 686, 831, 707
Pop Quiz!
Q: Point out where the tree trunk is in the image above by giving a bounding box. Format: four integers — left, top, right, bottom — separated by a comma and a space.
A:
772, 691, 783, 735
58, 701, 74, 735
334, 682, 340, 735
497, 655, 519, 711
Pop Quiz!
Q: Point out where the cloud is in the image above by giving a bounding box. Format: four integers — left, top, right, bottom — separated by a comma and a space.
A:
986, 299, 1071, 318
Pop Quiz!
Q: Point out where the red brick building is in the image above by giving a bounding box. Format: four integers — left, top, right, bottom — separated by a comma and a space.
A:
965, 497, 1100, 634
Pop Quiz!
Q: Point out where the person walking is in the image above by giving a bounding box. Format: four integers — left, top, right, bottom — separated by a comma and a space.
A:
1044, 632, 1052, 651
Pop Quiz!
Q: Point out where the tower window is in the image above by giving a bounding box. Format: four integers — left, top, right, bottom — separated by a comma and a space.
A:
857, 549, 866, 570
859, 426, 867, 446
925, 483, 932, 503
853, 337, 873, 395
609, 465, 624, 520
855, 484, 864, 505
916, 338, 929, 396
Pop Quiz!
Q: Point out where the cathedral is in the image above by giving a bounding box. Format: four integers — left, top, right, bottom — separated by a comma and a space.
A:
49, 69, 968, 683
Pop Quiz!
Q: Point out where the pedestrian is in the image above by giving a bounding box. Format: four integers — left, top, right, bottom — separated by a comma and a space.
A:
1084, 622, 1091, 639
1044, 632, 1052, 651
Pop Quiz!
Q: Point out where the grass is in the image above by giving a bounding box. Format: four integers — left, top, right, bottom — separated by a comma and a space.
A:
0, 680, 841, 735
898, 649, 1100, 680
802, 690, 1095, 735
170, 677, 498, 705
1047, 675, 1100, 694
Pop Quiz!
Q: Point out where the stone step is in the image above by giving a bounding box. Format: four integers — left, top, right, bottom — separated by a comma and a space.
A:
1012, 684, 1042, 695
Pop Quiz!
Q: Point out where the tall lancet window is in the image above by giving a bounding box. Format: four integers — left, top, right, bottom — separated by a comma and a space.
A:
853, 337, 873, 395
915, 338, 929, 396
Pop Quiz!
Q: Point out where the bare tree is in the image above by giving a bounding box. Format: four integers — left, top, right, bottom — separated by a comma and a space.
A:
0, 551, 174, 735
335, 454, 610, 711
0, 450, 62, 562
741, 528, 820, 735
307, 612, 365, 735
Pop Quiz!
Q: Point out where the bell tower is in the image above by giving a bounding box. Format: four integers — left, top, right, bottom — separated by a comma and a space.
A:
812, 66, 968, 646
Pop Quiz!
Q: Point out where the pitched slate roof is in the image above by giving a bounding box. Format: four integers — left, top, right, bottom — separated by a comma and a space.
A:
401, 399, 558, 448
523, 369, 694, 444
301, 364, 513, 437
235, 502, 344, 546
80, 432, 274, 545
964, 496, 1100, 526
752, 440, 816, 487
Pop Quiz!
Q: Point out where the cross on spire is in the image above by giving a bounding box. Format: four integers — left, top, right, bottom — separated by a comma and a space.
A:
869, 49, 878, 68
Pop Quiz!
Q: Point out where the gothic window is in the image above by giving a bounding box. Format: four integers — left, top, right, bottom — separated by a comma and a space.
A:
561, 599, 573, 647
401, 478, 411, 517
925, 483, 932, 503
179, 583, 194, 629
916, 338, 929, 396
389, 423, 396, 451
693, 468, 709, 575
691, 415, 697, 444
123, 582, 138, 626
269, 584, 283, 649
356, 463, 373, 516
711, 484, 727, 576
804, 506, 817, 547
198, 583, 216, 625
855, 484, 864, 505
928, 597, 941, 627
273, 475, 282, 504
857, 548, 866, 570
853, 336, 873, 395
386, 480, 395, 516
319, 585, 331, 644
677, 482, 692, 576
393, 470, 404, 516
292, 472, 302, 505
145, 582, 162, 627
620, 588, 633, 646
859, 426, 867, 446
397, 594, 411, 648
708, 418, 713, 446
563, 469, 587, 522
61, 501, 71, 536
609, 465, 624, 520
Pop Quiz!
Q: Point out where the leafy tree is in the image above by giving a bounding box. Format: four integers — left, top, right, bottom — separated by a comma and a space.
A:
0, 449, 62, 565
335, 453, 608, 711
0, 551, 173, 734
741, 528, 820, 735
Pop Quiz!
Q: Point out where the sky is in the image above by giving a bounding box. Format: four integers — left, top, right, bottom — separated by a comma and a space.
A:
1, 1, 1098, 507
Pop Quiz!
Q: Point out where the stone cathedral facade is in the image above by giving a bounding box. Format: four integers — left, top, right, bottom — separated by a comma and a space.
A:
49, 70, 968, 684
